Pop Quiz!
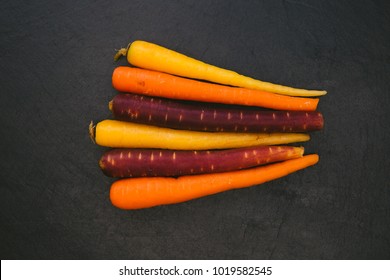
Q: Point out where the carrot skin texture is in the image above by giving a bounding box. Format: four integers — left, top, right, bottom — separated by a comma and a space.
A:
94, 120, 310, 150
112, 67, 319, 111
126, 41, 326, 97
99, 146, 304, 178
110, 154, 319, 209
111, 93, 324, 132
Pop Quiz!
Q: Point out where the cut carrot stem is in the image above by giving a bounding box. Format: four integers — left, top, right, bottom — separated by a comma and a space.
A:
115, 40, 326, 97
99, 146, 304, 178
110, 93, 324, 132
112, 67, 319, 111
91, 120, 310, 150
110, 154, 319, 209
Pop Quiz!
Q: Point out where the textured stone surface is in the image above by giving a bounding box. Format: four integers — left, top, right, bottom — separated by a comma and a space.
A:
1, 0, 389, 259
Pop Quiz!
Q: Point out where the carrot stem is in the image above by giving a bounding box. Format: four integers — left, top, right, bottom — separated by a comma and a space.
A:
110, 154, 319, 209
114, 43, 130, 62
89, 121, 96, 144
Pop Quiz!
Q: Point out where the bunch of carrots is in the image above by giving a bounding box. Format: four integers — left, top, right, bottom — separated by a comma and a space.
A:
90, 40, 325, 210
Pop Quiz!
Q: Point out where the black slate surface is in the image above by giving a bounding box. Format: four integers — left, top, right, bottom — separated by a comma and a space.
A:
1, 0, 389, 259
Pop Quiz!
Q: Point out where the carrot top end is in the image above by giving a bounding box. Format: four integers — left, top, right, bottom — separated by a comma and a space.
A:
98, 157, 105, 169
114, 43, 131, 62
89, 121, 96, 144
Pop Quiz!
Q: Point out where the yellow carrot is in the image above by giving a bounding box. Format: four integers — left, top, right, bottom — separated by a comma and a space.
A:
115, 40, 327, 97
90, 120, 310, 150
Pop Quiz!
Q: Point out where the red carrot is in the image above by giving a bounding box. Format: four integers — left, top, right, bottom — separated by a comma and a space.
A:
112, 67, 319, 111
99, 146, 304, 178
110, 93, 324, 132
110, 154, 319, 209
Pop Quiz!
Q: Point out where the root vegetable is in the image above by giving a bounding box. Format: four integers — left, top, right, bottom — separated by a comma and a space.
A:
115, 41, 326, 97
110, 154, 319, 209
90, 120, 310, 150
112, 67, 319, 111
99, 146, 304, 178
110, 93, 324, 132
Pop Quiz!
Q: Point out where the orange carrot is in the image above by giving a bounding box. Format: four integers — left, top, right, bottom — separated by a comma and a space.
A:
112, 67, 319, 111
110, 154, 319, 210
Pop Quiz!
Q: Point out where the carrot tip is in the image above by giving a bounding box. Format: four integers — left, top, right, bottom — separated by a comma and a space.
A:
89, 121, 96, 144
313, 90, 327, 97
296, 146, 304, 157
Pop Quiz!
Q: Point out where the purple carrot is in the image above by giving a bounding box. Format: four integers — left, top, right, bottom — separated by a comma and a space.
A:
99, 146, 304, 178
109, 93, 323, 132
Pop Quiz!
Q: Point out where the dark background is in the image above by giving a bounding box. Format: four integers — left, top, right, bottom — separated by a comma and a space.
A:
1, 0, 389, 259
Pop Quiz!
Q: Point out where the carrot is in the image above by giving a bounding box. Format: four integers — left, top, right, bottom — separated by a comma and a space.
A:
110, 154, 319, 209
90, 120, 310, 150
99, 146, 304, 178
114, 40, 326, 97
110, 93, 324, 132
112, 67, 319, 111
